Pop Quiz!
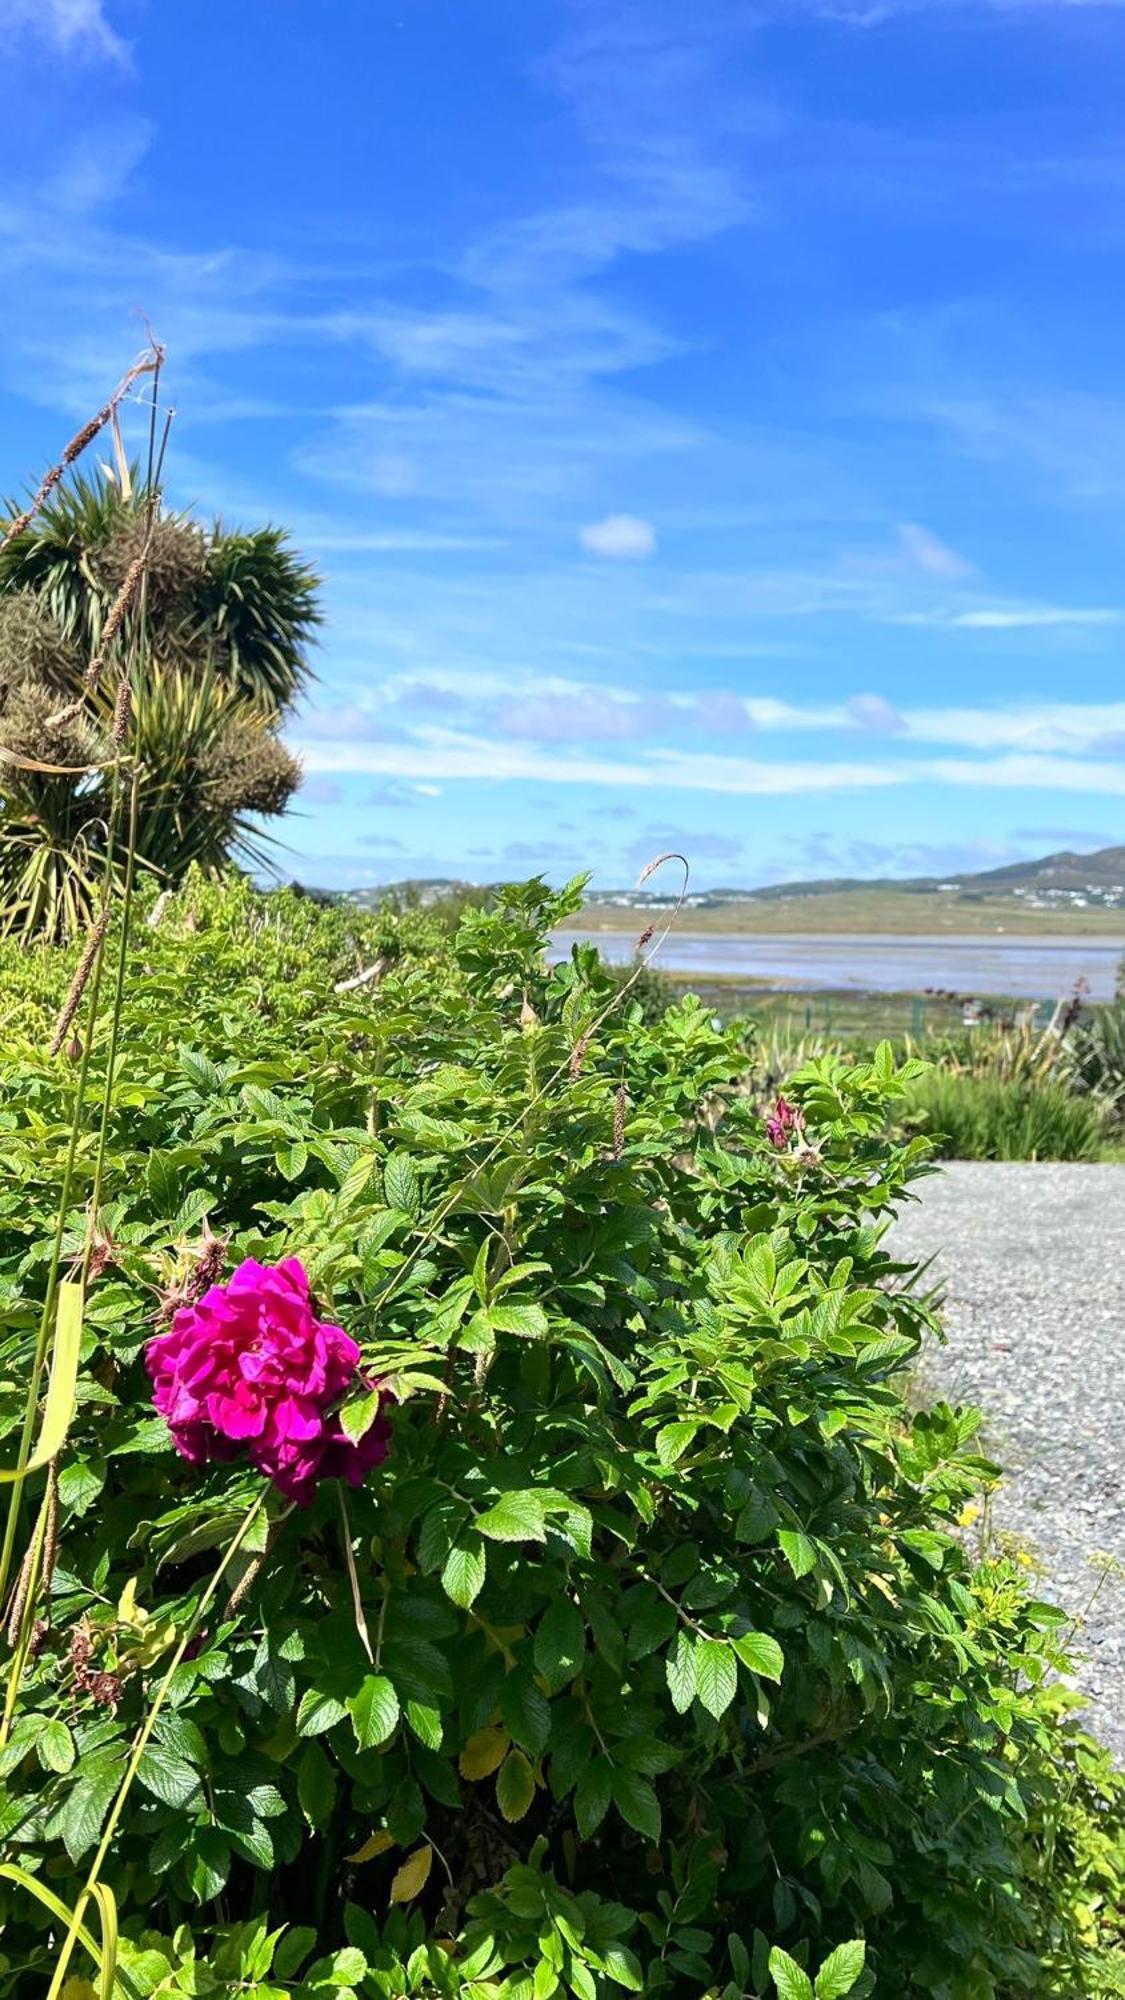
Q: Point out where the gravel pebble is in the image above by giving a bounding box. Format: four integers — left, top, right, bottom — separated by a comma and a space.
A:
890, 1161, 1125, 1765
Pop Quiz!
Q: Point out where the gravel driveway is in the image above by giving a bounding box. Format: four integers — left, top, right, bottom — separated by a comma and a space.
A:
889, 1161, 1125, 1765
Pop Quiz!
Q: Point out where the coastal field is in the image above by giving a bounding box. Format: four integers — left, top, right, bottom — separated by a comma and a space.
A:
558, 885, 1125, 936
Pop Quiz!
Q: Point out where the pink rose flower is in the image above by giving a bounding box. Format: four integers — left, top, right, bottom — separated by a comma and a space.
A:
765, 1094, 801, 1149
145, 1256, 390, 1503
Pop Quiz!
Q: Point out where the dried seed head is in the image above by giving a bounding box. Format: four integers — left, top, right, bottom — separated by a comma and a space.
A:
569, 1033, 590, 1081
613, 1084, 628, 1161
636, 924, 655, 952
85, 1670, 124, 1710
49, 904, 112, 1057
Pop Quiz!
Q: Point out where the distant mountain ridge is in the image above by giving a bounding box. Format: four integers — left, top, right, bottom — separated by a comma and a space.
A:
334, 844, 1125, 914
692, 844, 1125, 908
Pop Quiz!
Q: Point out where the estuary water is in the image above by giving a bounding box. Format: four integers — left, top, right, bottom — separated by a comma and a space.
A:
549, 929, 1125, 1001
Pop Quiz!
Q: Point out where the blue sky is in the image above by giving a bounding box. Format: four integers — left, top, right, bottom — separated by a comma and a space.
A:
4, 0, 1125, 891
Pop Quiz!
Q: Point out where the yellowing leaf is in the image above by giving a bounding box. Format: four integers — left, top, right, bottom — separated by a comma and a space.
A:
346, 1829, 396, 1864
458, 1727, 510, 1781
116, 1577, 146, 1627
389, 1843, 433, 1905
0, 1281, 83, 1485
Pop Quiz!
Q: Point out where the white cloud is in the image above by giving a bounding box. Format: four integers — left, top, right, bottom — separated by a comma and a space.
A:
292, 728, 905, 795
951, 607, 1121, 630
578, 513, 657, 560
896, 522, 974, 580
291, 728, 1125, 799
0, 0, 126, 61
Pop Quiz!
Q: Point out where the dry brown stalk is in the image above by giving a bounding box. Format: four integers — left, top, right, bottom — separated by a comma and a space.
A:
48, 904, 112, 1057
48, 543, 150, 727
111, 676, 132, 748
613, 1083, 627, 1159
0, 346, 163, 552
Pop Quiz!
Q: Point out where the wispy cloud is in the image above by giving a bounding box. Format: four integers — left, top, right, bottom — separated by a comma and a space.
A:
0, 0, 127, 63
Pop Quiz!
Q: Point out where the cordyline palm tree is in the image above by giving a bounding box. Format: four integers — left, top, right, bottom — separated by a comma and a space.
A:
0, 472, 320, 941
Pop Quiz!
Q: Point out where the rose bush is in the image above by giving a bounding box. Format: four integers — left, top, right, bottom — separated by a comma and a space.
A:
0, 872, 1121, 1998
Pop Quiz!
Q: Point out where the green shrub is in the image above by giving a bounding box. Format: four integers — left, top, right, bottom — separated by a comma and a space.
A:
0, 877, 1122, 1996
1064, 999, 1125, 1127
903, 1070, 1108, 1161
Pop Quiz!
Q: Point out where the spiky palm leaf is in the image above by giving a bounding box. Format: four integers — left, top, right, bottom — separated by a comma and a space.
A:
95, 666, 300, 880
0, 472, 320, 715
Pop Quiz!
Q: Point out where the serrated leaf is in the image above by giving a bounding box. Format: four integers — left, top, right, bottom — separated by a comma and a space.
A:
778, 1529, 817, 1580
384, 1153, 421, 1220
476, 1491, 546, 1543
488, 1301, 549, 1339
348, 1674, 400, 1751
405, 1700, 443, 1750
769, 1948, 814, 2000
441, 1539, 486, 1609
655, 1420, 699, 1468
533, 1597, 585, 1691
731, 1631, 785, 1683
574, 1756, 613, 1837
60, 1764, 121, 1862
36, 1720, 76, 1774
340, 1387, 385, 1443
459, 1728, 510, 1781
389, 1843, 433, 1904
496, 1668, 548, 1757
496, 1749, 536, 1823
602, 1946, 644, 1991
815, 1941, 866, 1999
296, 1688, 348, 1736
137, 1743, 203, 1808
665, 1632, 697, 1714
611, 1768, 660, 1842
695, 1639, 737, 1719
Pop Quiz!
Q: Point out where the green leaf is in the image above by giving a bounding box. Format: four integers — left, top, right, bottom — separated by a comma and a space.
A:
340, 1387, 385, 1443
731, 1631, 785, 1683
384, 1152, 421, 1219
476, 1491, 547, 1543
533, 1596, 585, 1691
60, 1763, 121, 1862
488, 1301, 549, 1339
441, 1539, 487, 1609
769, 1949, 815, 2000
611, 1768, 661, 1842
778, 1529, 817, 1580
815, 1941, 867, 1999
405, 1700, 443, 1750
601, 1946, 644, 1992
276, 1139, 309, 1180
137, 1743, 204, 1809
695, 1639, 738, 1719
36, 1720, 76, 1774
57, 1458, 106, 1516
348, 1674, 400, 1751
297, 1741, 336, 1828
496, 1749, 536, 1823
296, 1688, 348, 1737
655, 1420, 699, 1468
273, 1928, 318, 1981
665, 1632, 697, 1714
574, 1756, 613, 1837
499, 1667, 551, 1756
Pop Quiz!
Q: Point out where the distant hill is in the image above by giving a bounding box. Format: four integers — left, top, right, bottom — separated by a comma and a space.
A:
578, 845, 1125, 909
